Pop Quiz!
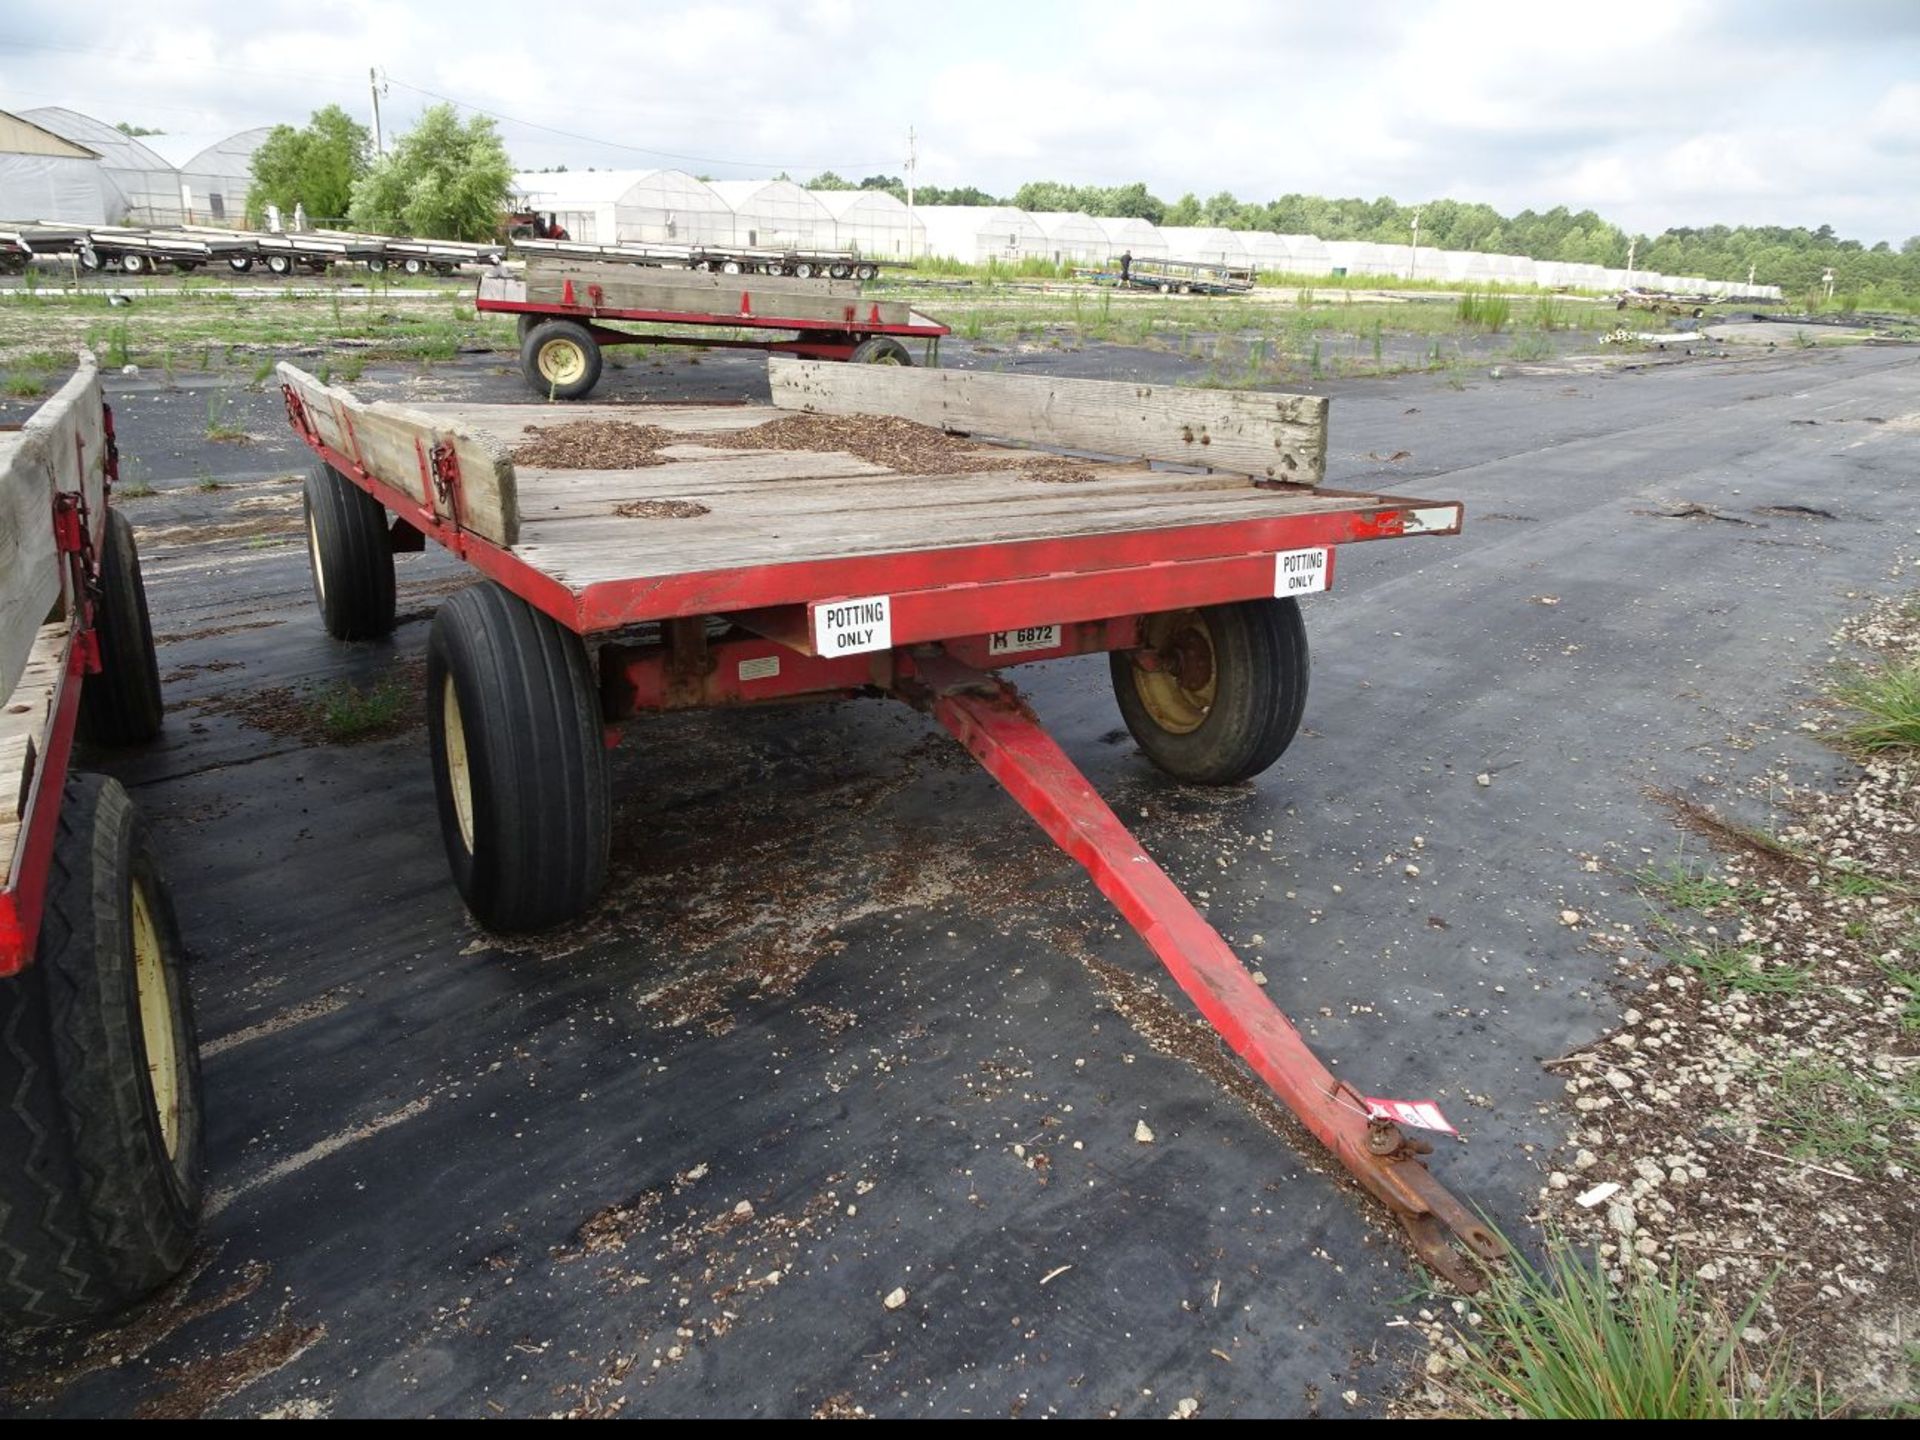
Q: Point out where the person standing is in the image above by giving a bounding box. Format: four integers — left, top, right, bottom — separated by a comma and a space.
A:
1119, 249, 1133, 286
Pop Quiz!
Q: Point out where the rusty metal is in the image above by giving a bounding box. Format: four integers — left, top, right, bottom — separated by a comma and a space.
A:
895, 652, 1504, 1292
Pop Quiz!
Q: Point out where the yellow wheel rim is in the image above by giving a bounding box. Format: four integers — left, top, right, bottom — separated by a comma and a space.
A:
1130, 609, 1218, 735
307, 510, 327, 605
536, 337, 588, 386
443, 676, 476, 854
869, 351, 904, 365
131, 881, 182, 1162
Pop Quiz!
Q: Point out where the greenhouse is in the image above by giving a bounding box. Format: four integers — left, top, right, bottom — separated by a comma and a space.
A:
812, 189, 924, 259
1092, 216, 1166, 261
707, 179, 835, 251
1440, 250, 1496, 284
0, 108, 109, 224
1277, 233, 1333, 277
20, 107, 182, 225
509, 169, 733, 247
1157, 227, 1250, 267
155, 128, 273, 226
915, 206, 1049, 265
1238, 232, 1295, 274
1028, 211, 1109, 265
1323, 240, 1402, 278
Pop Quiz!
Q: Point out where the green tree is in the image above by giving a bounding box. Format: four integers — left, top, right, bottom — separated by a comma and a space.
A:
115, 121, 164, 137
349, 104, 512, 241
1163, 192, 1202, 227
807, 171, 855, 190
247, 104, 372, 224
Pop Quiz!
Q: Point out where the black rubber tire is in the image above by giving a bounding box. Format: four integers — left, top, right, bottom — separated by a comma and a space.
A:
850, 335, 912, 365
265, 254, 292, 276
302, 462, 395, 640
426, 584, 610, 932
520, 320, 603, 401
515, 312, 541, 343
78, 509, 164, 747
0, 774, 204, 1328
1109, 598, 1309, 786
227, 256, 252, 273
366, 257, 388, 275
854, 263, 878, 282
402, 257, 425, 276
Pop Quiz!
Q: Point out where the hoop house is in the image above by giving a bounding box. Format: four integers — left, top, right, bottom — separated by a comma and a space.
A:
158, 128, 272, 225
0, 109, 109, 224
1440, 251, 1495, 283
1278, 234, 1332, 277
915, 206, 1049, 264
510, 169, 733, 247
1093, 216, 1167, 261
707, 179, 836, 250
1324, 240, 1400, 278
20, 107, 181, 225
813, 189, 923, 258
1157, 227, 1250, 267
1239, 232, 1295, 274
1029, 211, 1109, 264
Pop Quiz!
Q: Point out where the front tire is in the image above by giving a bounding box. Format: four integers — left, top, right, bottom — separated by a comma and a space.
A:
1109, 599, 1309, 785
426, 585, 610, 932
303, 463, 396, 640
0, 774, 204, 1327
520, 320, 603, 400
850, 335, 911, 365
79, 509, 164, 747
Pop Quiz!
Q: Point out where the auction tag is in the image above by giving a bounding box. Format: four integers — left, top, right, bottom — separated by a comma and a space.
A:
1275, 547, 1332, 597
813, 595, 892, 656
988, 624, 1062, 656
1362, 1096, 1458, 1136
738, 654, 780, 682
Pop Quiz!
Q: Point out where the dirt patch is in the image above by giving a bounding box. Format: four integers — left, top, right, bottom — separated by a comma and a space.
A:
189, 661, 423, 747
513, 420, 677, 469
613, 499, 710, 520
155, 619, 283, 646
137, 515, 305, 548
688, 412, 1098, 483
134, 1315, 325, 1419
1634, 502, 1755, 526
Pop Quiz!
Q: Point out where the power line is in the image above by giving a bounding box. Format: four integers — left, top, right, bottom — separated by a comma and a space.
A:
382, 75, 895, 176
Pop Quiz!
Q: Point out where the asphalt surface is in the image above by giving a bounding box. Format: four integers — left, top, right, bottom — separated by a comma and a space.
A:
2, 336, 1916, 1417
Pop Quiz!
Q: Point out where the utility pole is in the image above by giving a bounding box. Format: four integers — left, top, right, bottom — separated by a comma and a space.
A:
905, 126, 917, 263
1408, 208, 1420, 281
1626, 236, 1637, 286
369, 67, 386, 156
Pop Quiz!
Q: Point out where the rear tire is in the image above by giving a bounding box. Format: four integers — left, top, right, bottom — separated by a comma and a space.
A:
426, 584, 610, 932
303, 462, 395, 640
1109, 598, 1309, 785
227, 256, 253, 273
850, 335, 911, 365
265, 254, 291, 276
0, 774, 204, 1327
79, 509, 164, 747
520, 320, 603, 400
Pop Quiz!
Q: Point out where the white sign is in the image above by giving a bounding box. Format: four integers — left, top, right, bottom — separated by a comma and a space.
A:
1362, 1096, 1458, 1136
1274, 547, 1332, 597
987, 624, 1062, 656
738, 655, 780, 682
813, 595, 893, 656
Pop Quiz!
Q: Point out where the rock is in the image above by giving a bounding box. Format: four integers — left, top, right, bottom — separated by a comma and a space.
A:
1548, 1172, 1569, 1190
1476, 773, 1492, 787
1174, 1398, 1199, 1419
1405, 864, 1421, 877
1252, 970, 1268, 987
1560, 909, 1582, 927
1135, 1121, 1155, 1144
883, 1287, 908, 1310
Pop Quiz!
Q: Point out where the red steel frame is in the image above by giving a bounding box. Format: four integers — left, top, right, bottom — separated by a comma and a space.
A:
283, 387, 1499, 1287
0, 407, 114, 977
477, 291, 949, 363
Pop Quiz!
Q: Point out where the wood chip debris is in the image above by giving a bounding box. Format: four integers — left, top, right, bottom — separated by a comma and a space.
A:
513, 420, 678, 469
1038, 1264, 1073, 1286
691, 412, 1099, 483
612, 498, 710, 520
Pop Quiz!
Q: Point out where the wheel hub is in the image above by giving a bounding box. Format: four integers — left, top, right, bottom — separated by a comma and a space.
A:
537, 338, 587, 386
130, 881, 182, 1161
1131, 610, 1218, 734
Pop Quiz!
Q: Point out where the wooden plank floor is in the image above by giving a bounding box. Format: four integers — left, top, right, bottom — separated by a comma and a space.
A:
408, 402, 1386, 594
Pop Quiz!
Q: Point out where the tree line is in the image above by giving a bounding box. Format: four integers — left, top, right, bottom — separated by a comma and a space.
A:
244, 106, 1918, 304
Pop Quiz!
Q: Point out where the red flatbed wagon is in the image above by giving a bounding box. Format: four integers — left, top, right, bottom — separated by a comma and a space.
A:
1, 356, 205, 1325
477, 258, 948, 401
279, 356, 1500, 1288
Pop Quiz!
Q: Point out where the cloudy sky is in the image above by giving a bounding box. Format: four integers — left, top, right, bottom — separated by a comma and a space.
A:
3, 0, 1915, 242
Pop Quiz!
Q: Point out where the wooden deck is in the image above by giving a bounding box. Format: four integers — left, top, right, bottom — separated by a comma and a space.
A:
406, 400, 1374, 593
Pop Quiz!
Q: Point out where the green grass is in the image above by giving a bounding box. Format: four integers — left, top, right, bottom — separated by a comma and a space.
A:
2, 372, 46, 398
1875, 957, 1920, 1033
205, 390, 249, 443
1456, 288, 1512, 332
1766, 1060, 1920, 1177
1829, 659, 1920, 753
1664, 939, 1813, 997
116, 478, 157, 499
1507, 333, 1556, 361
308, 679, 413, 744
1632, 860, 1763, 913
1442, 1236, 1804, 1418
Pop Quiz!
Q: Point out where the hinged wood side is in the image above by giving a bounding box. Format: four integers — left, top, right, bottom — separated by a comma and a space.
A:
278, 362, 519, 546
517, 258, 906, 327
766, 357, 1329, 484
1, 352, 102, 708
